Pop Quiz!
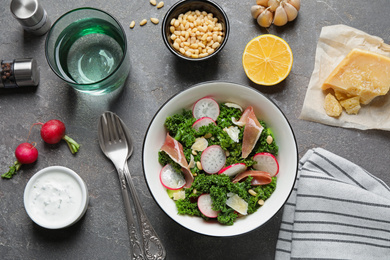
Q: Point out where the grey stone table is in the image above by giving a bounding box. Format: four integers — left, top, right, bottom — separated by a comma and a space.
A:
1, 0, 389, 259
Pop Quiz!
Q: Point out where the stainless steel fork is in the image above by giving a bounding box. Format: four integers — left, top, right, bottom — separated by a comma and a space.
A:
98, 111, 166, 260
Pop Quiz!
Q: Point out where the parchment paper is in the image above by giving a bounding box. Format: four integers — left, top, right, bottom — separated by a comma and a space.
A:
299, 24, 390, 131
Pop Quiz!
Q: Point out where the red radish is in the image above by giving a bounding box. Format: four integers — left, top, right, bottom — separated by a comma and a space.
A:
159, 164, 186, 190
192, 97, 220, 121
197, 194, 220, 218
253, 152, 279, 177
218, 163, 247, 178
39, 120, 80, 154
192, 117, 216, 131
2, 142, 38, 179
201, 145, 226, 174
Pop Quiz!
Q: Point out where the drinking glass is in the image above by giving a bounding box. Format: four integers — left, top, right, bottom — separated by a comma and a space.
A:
45, 8, 130, 95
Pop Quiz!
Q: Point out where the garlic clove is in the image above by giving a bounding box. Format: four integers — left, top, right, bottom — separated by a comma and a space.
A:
283, 2, 298, 21
267, 0, 279, 12
257, 9, 274, 28
287, 0, 300, 11
273, 4, 288, 26
251, 5, 266, 19
256, 0, 269, 6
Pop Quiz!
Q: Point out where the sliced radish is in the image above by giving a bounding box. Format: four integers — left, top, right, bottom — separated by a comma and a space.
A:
253, 152, 279, 177
192, 97, 220, 121
192, 117, 216, 131
197, 194, 220, 218
201, 145, 226, 174
218, 163, 247, 178
159, 164, 186, 190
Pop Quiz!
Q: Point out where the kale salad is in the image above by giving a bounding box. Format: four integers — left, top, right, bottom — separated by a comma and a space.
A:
158, 97, 279, 225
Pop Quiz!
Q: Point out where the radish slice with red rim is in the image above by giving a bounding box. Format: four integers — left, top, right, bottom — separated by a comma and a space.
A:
192, 97, 220, 121
201, 145, 226, 174
192, 117, 216, 131
197, 194, 220, 218
253, 152, 279, 177
159, 164, 186, 190
218, 163, 247, 178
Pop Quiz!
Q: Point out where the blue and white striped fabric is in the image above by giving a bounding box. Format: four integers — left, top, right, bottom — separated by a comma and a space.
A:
275, 148, 390, 260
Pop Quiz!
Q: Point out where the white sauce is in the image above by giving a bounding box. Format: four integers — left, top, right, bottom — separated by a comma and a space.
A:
27, 171, 83, 227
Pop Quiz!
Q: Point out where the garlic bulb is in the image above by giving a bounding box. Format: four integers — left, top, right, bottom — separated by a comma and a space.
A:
273, 4, 288, 26
283, 2, 298, 21
251, 5, 266, 19
288, 0, 300, 11
256, 0, 269, 6
250, 0, 300, 28
257, 9, 273, 28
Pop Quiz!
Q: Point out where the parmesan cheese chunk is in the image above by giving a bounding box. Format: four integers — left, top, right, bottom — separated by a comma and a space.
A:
322, 48, 390, 105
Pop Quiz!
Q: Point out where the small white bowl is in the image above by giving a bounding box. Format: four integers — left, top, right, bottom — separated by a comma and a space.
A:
24, 166, 89, 229
143, 81, 298, 237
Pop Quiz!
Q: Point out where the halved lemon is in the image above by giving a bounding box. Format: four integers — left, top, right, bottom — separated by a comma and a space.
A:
242, 34, 293, 86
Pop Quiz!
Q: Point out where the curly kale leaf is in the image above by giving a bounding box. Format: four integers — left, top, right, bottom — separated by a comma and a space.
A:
216, 104, 242, 128
253, 121, 279, 155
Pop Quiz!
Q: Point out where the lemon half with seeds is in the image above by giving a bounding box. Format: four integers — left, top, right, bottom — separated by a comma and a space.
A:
242, 34, 293, 86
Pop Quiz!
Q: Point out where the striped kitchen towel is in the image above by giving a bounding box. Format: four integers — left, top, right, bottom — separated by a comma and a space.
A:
275, 148, 390, 260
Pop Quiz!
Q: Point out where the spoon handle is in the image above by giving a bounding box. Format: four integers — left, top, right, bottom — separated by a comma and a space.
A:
123, 163, 167, 260
117, 168, 145, 260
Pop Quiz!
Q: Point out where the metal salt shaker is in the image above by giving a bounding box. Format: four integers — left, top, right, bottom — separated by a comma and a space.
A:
10, 0, 51, 36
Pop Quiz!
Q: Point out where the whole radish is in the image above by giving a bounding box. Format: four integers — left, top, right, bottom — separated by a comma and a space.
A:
2, 142, 38, 179
39, 119, 80, 154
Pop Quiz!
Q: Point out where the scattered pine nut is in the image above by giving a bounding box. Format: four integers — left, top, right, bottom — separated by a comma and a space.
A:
196, 161, 203, 170
192, 150, 197, 155
157, 1, 164, 9
150, 18, 159, 24
150, 0, 157, 6
140, 19, 147, 26
129, 21, 135, 29
258, 199, 265, 206
248, 189, 257, 196
266, 135, 273, 144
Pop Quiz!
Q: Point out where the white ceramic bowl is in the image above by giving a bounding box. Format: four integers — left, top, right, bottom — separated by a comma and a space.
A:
24, 166, 89, 229
143, 81, 298, 237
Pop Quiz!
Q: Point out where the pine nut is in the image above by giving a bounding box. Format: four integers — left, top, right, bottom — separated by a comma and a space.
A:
196, 161, 203, 170
157, 1, 164, 9
140, 19, 147, 26
192, 150, 197, 155
150, 18, 159, 24
225, 150, 230, 157
258, 199, 265, 206
129, 21, 135, 29
266, 135, 273, 144
150, 0, 157, 6
248, 189, 257, 196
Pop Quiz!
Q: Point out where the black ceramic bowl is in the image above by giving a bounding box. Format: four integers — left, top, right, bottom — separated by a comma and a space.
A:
162, 0, 230, 61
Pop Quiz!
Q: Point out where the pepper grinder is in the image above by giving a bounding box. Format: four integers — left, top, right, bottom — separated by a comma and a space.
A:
10, 0, 51, 36
0, 59, 40, 88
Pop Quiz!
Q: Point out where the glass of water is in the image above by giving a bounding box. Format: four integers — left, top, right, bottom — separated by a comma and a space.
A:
45, 8, 130, 95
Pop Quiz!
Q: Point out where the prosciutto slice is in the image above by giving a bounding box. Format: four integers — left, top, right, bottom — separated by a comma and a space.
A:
160, 133, 194, 188
235, 106, 264, 158
232, 170, 272, 186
